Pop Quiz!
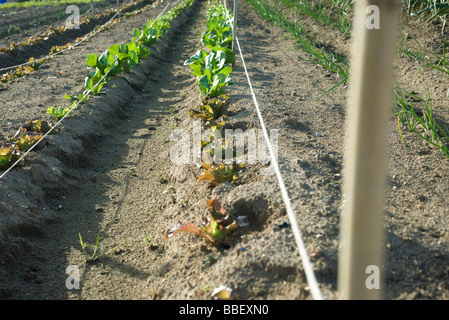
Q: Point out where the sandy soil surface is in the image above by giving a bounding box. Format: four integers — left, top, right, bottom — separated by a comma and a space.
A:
0, 0, 153, 67
0, 0, 137, 45
1, 0, 449, 300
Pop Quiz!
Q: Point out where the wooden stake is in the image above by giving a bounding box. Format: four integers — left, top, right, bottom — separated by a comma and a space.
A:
117, 0, 121, 21
338, 0, 398, 300
90, 0, 95, 15
232, 0, 237, 67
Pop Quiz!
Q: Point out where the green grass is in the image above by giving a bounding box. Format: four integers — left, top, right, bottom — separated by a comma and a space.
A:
407, 0, 449, 14
246, 0, 349, 98
0, 0, 105, 9
276, 0, 353, 37
248, 0, 449, 158
399, 31, 449, 77
407, 0, 449, 32
394, 84, 449, 158
79, 231, 102, 261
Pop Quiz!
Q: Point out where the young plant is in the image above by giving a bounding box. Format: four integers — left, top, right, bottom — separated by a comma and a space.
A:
163, 185, 177, 204
165, 196, 238, 243
395, 85, 449, 158
86, 50, 116, 76
184, 49, 233, 97
23, 120, 53, 134
158, 170, 168, 184
10, 128, 43, 152
189, 94, 229, 122
64, 92, 89, 104
47, 106, 71, 120
201, 10, 233, 50
197, 161, 244, 186
0, 143, 20, 170
133, 17, 170, 47
79, 231, 102, 261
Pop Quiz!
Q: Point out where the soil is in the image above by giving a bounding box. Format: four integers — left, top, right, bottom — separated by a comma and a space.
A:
0, 0, 153, 68
1, 0, 449, 300
0, 0, 141, 45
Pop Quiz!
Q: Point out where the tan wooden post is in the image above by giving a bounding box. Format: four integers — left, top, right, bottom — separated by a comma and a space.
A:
90, 0, 95, 15
338, 0, 399, 300
117, 0, 121, 21
232, 0, 237, 67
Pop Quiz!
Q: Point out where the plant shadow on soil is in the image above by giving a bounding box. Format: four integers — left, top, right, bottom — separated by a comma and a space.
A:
64, 28, 202, 300
0, 0, 205, 299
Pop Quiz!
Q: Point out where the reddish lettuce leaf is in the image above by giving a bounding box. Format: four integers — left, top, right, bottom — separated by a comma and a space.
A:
11, 128, 43, 151
165, 222, 215, 242
165, 197, 238, 243
24, 120, 53, 134
0, 143, 21, 170
197, 162, 244, 186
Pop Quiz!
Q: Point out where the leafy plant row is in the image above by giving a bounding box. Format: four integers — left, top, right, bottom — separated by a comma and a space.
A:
0, 0, 195, 171
50, 0, 194, 118
166, 0, 244, 245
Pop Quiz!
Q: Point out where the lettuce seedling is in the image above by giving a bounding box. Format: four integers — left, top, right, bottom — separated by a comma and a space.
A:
84, 70, 107, 95
202, 10, 233, 50
184, 49, 209, 77
64, 92, 89, 104
0, 143, 19, 170
210, 46, 235, 65
201, 135, 235, 164
185, 49, 232, 97
189, 94, 229, 121
47, 106, 71, 119
86, 50, 114, 75
24, 120, 52, 134
133, 18, 170, 47
11, 128, 43, 151
165, 222, 215, 243
1, 57, 41, 83
26, 57, 41, 72
106, 42, 149, 73
165, 196, 237, 243
197, 162, 244, 186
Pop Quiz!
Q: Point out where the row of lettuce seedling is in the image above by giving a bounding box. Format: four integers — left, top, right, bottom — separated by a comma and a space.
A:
0, 0, 194, 171
165, 0, 244, 246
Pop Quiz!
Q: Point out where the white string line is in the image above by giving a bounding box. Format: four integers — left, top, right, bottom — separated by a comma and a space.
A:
222, 0, 324, 300
81, 0, 112, 17
169, 0, 182, 9
0, 61, 116, 180
82, 7, 92, 17
236, 36, 324, 301
0, 0, 176, 180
